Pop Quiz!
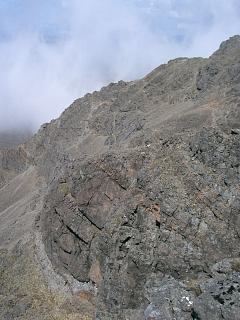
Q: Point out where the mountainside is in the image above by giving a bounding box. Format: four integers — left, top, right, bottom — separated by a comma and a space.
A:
1, 35, 240, 320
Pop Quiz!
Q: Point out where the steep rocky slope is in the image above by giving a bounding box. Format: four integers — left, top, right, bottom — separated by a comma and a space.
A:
0, 35, 240, 319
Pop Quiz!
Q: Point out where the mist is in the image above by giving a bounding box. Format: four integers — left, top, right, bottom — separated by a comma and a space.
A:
0, 0, 240, 131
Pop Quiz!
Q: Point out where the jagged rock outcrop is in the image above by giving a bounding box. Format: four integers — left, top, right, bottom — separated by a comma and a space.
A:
1, 35, 240, 319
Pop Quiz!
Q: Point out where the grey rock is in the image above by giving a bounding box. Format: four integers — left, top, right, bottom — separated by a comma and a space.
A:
144, 276, 195, 320
193, 273, 240, 320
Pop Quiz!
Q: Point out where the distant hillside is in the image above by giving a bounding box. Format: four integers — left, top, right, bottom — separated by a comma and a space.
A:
0, 128, 32, 148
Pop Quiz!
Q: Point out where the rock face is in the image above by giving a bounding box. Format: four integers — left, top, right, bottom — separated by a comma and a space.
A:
1, 35, 240, 319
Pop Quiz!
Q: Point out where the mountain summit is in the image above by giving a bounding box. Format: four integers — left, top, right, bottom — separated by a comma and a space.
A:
0, 36, 240, 319
214, 34, 240, 56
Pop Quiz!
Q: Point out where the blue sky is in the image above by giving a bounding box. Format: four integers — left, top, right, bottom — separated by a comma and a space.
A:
0, 0, 240, 130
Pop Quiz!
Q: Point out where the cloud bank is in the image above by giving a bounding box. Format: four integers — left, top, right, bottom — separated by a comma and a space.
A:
0, 0, 240, 130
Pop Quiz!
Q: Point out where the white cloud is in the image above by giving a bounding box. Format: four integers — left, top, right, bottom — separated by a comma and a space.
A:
0, 0, 239, 130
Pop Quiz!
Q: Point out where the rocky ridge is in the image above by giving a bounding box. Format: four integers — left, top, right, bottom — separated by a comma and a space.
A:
0, 35, 240, 319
